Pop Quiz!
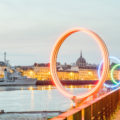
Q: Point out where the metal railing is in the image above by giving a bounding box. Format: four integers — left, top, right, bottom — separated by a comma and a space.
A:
50, 88, 120, 120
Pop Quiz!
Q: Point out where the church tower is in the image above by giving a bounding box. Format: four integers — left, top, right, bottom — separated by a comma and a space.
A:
76, 51, 86, 67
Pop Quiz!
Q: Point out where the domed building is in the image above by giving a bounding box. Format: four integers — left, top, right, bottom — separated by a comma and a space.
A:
76, 52, 86, 67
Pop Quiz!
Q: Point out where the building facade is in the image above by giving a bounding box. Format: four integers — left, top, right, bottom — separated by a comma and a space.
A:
10, 52, 120, 81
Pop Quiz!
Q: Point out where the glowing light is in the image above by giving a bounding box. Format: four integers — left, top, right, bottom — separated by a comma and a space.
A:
88, 85, 92, 90
70, 72, 73, 76
48, 72, 51, 75
29, 71, 34, 75
98, 56, 120, 88
111, 64, 120, 85
70, 85, 73, 90
28, 86, 34, 91
48, 85, 52, 90
88, 72, 92, 75
50, 28, 109, 100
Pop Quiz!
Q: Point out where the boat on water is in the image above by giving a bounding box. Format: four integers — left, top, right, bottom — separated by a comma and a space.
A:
0, 68, 37, 86
0, 52, 37, 86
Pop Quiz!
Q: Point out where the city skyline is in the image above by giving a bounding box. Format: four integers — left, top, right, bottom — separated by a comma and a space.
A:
0, 0, 120, 65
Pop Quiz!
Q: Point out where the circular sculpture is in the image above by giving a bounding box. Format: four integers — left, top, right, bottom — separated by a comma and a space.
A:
111, 64, 120, 85
50, 28, 109, 100
98, 56, 120, 88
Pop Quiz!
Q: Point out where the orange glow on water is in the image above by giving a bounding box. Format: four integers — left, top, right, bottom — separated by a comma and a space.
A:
28, 86, 34, 91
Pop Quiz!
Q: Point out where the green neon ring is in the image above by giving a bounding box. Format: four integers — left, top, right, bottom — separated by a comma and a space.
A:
111, 64, 120, 84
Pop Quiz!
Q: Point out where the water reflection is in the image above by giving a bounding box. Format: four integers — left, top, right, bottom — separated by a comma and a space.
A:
0, 85, 94, 112
30, 89, 34, 110
0, 85, 94, 91
28, 86, 34, 91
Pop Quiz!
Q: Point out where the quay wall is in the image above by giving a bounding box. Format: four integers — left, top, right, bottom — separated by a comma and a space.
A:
36, 80, 116, 85
36, 80, 98, 85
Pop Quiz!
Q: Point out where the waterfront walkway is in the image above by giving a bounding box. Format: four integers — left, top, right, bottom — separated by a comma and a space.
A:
50, 88, 120, 120
112, 106, 120, 120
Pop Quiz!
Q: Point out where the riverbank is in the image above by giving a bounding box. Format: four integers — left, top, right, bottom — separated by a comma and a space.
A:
36, 80, 98, 85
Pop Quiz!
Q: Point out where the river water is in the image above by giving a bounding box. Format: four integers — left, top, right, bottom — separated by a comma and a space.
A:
0, 85, 93, 120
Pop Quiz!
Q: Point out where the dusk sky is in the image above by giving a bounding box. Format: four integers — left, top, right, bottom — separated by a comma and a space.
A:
0, 0, 120, 65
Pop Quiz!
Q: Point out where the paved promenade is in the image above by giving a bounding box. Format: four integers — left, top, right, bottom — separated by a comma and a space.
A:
112, 106, 120, 120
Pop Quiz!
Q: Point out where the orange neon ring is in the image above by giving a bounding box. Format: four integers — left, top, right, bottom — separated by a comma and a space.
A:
50, 28, 109, 100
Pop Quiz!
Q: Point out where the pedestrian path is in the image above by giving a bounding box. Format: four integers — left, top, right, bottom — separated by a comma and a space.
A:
112, 106, 120, 120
